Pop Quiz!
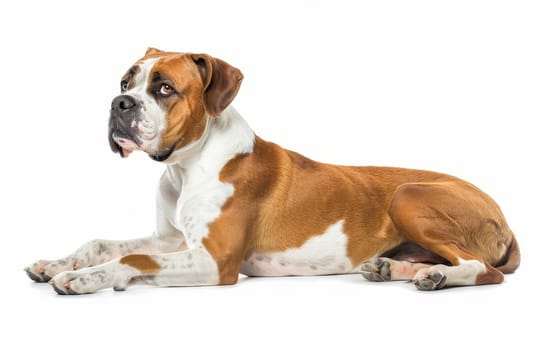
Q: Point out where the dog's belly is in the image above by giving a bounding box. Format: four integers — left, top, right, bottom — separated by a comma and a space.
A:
240, 220, 355, 276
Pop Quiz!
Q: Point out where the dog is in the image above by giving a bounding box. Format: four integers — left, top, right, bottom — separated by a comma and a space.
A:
25, 48, 520, 294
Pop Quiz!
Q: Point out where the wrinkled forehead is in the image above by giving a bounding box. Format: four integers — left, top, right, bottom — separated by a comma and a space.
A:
122, 58, 157, 91
122, 53, 199, 91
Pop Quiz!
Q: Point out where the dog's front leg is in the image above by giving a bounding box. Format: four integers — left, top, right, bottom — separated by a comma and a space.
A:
25, 228, 185, 283
50, 248, 219, 294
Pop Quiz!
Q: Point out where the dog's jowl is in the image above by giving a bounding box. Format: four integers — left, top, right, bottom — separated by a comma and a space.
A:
25, 48, 520, 294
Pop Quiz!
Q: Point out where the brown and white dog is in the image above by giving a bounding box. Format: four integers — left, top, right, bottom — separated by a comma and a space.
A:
25, 48, 520, 294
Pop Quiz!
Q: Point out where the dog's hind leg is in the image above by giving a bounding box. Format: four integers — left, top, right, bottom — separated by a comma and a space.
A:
381, 181, 517, 290
360, 256, 432, 282
360, 241, 448, 282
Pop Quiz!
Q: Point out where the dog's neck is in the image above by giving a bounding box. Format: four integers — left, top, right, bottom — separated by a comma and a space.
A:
164, 106, 255, 174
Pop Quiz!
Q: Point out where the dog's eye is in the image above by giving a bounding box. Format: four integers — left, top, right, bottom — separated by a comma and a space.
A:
121, 81, 128, 92
160, 83, 174, 96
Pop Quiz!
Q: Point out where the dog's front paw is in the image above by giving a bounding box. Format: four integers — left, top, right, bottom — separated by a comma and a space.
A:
25, 260, 55, 282
50, 263, 132, 295
25, 257, 83, 283
50, 270, 107, 295
25, 240, 118, 283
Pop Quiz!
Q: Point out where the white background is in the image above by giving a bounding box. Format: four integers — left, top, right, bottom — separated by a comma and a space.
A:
1, 0, 556, 348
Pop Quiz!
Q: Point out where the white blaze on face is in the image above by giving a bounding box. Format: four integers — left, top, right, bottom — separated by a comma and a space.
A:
122, 58, 167, 155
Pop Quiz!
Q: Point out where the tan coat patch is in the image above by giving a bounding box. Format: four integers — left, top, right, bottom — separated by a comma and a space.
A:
120, 254, 161, 274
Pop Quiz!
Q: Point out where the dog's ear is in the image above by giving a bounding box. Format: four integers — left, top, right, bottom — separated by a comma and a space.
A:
145, 47, 163, 55
190, 54, 243, 117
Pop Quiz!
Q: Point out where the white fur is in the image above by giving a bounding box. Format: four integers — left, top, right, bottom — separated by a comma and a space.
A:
50, 259, 138, 294
123, 58, 167, 154
144, 249, 220, 286
157, 106, 255, 249
146, 106, 255, 288
240, 220, 354, 276
45, 106, 255, 293
415, 258, 487, 286
25, 235, 184, 281
50, 247, 221, 293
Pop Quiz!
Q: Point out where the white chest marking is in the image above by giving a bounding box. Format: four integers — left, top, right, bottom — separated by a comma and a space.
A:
175, 171, 234, 248
156, 107, 255, 248
241, 220, 354, 276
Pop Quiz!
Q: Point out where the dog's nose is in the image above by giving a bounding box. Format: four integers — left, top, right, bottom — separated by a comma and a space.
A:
111, 95, 137, 112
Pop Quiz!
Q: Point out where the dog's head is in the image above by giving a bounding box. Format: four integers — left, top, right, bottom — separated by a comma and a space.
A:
108, 48, 243, 162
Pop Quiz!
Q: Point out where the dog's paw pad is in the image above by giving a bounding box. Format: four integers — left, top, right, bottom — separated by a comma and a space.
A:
25, 267, 46, 282
52, 282, 77, 295
24, 261, 54, 282
413, 271, 447, 291
360, 257, 391, 282
50, 272, 85, 295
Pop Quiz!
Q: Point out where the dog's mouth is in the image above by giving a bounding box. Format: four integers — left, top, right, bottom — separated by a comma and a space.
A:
110, 132, 174, 162
111, 133, 140, 158
149, 146, 175, 162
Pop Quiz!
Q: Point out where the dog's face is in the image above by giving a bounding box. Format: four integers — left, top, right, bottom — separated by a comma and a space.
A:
108, 48, 243, 162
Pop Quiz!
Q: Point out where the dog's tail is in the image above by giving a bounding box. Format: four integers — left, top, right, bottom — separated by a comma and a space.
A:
494, 234, 521, 274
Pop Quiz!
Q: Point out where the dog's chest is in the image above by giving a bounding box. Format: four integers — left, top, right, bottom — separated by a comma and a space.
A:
158, 163, 234, 248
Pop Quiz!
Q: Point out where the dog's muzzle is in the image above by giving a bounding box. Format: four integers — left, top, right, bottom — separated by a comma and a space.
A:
108, 95, 174, 161
108, 95, 143, 157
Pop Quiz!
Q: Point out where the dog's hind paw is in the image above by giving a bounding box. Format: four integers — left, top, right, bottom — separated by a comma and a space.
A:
412, 270, 447, 291
360, 257, 391, 282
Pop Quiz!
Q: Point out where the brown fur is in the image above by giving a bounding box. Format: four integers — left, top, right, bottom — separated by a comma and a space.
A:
207, 137, 520, 284
120, 254, 161, 274
135, 49, 520, 287
135, 50, 243, 151
152, 55, 208, 151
